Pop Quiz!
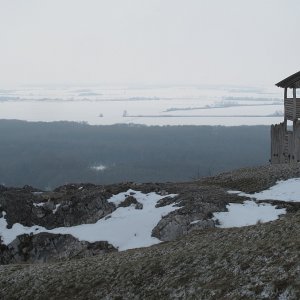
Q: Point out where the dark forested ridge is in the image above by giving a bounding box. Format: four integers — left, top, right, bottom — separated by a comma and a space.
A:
0, 120, 270, 189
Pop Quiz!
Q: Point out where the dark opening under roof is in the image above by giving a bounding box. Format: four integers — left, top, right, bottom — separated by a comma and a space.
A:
276, 71, 300, 88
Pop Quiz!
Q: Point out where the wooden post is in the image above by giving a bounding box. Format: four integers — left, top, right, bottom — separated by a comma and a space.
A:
293, 87, 297, 120
284, 87, 287, 99
284, 88, 287, 127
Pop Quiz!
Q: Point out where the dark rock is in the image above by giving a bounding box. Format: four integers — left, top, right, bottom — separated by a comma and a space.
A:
135, 202, 143, 210
118, 195, 143, 209
159, 190, 168, 196
0, 184, 116, 229
0, 185, 7, 192
155, 196, 176, 208
118, 196, 138, 207
1, 233, 117, 264
152, 186, 235, 241
43, 201, 55, 211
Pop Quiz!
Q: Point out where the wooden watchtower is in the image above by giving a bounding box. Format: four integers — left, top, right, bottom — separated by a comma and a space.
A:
271, 71, 300, 164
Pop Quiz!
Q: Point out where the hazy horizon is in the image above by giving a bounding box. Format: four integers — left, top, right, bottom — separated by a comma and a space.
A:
1, 0, 300, 87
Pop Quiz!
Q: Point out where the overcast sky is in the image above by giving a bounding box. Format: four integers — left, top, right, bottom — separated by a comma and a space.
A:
1, 0, 300, 86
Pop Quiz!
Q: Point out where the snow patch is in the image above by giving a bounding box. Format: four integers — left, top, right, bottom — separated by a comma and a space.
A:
0, 212, 45, 244
33, 202, 61, 214
53, 204, 61, 214
227, 190, 242, 195
190, 220, 201, 225
0, 190, 178, 251
106, 189, 156, 207
213, 201, 286, 228
217, 179, 300, 228
233, 178, 300, 202
33, 202, 45, 207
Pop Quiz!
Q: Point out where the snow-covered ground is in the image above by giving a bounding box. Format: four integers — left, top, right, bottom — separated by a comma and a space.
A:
0, 85, 283, 126
214, 178, 300, 228
0, 190, 178, 251
237, 178, 300, 202
213, 201, 286, 228
1, 179, 298, 246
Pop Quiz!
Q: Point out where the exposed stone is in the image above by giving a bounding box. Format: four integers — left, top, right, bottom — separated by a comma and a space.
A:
35, 209, 46, 219
43, 201, 55, 211
0, 184, 116, 229
155, 196, 177, 208
152, 212, 215, 241
135, 202, 143, 210
159, 190, 168, 196
0, 233, 117, 264
118, 196, 138, 207
118, 195, 143, 209
1, 164, 300, 268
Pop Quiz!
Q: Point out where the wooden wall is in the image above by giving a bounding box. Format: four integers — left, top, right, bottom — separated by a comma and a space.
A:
271, 120, 300, 164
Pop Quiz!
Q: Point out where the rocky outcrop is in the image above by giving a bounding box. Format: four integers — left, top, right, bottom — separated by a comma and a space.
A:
0, 184, 124, 264
152, 213, 215, 241
1, 164, 300, 266
152, 185, 238, 241
0, 233, 116, 264
118, 196, 143, 209
0, 184, 116, 229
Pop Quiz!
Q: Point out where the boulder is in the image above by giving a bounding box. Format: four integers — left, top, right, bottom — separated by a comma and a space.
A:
118, 195, 143, 210
1, 233, 117, 264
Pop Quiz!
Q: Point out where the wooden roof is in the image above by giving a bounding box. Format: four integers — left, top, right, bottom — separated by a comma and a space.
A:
276, 71, 300, 88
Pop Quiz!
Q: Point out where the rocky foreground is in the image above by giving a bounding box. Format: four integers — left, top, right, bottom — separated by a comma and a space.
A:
0, 164, 300, 299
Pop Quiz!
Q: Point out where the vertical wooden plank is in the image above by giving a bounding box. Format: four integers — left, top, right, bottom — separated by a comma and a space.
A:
271, 125, 276, 163
293, 88, 297, 119
295, 120, 300, 163
284, 87, 287, 100
284, 88, 287, 126
271, 122, 287, 164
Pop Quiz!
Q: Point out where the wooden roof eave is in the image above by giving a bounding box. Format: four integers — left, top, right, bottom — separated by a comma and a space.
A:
276, 71, 300, 89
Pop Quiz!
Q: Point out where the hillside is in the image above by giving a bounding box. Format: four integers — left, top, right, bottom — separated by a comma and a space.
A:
0, 164, 300, 299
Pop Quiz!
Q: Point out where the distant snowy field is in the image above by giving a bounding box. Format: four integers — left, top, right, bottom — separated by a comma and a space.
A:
0, 85, 283, 126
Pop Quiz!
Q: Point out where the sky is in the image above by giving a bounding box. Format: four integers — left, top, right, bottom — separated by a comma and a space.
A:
1, 0, 300, 86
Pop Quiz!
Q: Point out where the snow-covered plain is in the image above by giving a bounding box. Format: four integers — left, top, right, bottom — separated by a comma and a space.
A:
215, 178, 300, 228
0, 85, 283, 126
0, 190, 178, 251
